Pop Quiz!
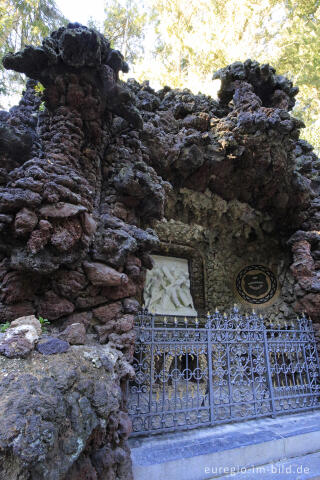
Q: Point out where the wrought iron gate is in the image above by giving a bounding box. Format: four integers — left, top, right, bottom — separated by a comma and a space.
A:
127, 307, 320, 436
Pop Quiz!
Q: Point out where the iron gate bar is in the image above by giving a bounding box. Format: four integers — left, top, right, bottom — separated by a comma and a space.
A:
207, 318, 214, 423
127, 307, 320, 436
263, 328, 276, 415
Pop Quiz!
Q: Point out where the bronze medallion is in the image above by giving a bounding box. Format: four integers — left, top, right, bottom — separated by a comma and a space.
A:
235, 265, 278, 306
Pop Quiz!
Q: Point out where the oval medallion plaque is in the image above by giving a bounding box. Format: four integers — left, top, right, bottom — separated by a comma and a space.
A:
235, 265, 278, 306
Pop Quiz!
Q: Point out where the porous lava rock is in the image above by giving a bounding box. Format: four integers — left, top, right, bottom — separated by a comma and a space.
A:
36, 336, 70, 355
0, 344, 134, 480
10, 315, 42, 335
0, 22, 157, 479
59, 322, 87, 345
0, 315, 41, 358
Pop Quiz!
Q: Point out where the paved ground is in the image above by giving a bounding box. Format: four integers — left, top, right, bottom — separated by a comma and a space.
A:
130, 410, 320, 480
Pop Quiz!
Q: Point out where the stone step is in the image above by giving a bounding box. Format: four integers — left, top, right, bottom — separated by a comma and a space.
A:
129, 410, 320, 480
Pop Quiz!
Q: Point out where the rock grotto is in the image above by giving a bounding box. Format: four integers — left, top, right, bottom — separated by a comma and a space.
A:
0, 22, 319, 479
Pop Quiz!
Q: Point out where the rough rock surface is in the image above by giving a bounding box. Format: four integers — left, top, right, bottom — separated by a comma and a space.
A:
59, 322, 87, 345
10, 315, 42, 335
0, 316, 41, 358
36, 336, 70, 355
0, 22, 320, 480
0, 345, 134, 480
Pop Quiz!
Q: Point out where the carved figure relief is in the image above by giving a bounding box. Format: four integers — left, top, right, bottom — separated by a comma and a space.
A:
144, 255, 197, 315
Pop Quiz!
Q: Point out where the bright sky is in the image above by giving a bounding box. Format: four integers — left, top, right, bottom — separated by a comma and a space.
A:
55, 0, 105, 26
0, 0, 220, 108
53, 0, 220, 95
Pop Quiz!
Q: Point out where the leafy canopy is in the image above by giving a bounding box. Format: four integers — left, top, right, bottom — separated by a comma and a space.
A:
0, 0, 66, 102
0, 0, 319, 151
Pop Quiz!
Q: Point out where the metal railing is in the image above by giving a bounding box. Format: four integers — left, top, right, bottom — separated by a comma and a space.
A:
127, 307, 320, 436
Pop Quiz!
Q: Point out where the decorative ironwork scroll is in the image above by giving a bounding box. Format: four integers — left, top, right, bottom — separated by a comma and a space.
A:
127, 307, 320, 436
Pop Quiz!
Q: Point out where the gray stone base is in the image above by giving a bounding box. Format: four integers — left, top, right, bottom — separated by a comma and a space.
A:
129, 411, 320, 480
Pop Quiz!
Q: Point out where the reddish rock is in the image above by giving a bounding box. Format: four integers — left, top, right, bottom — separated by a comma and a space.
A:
1, 271, 36, 304
81, 212, 97, 235
290, 239, 320, 321
53, 270, 88, 298
67, 456, 98, 480
94, 315, 134, 343
27, 220, 52, 254
294, 294, 320, 319
59, 322, 86, 344
0, 23, 154, 480
123, 297, 140, 314
93, 302, 122, 324
0, 302, 34, 322
95, 324, 114, 343
95, 315, 134, 344
40, 202, 86, 218
117, 411, 132, 440
74, 285, 107, 309
298, 277, 320, 293
61, 311, 92, 329
91, 446, 115, 476
101, 278, 137, 300
117, 315, 134, 333
37, 291, 74, 320
14, 208, 38, 236
125, 255, 141, 278
83, 261, 128, 287
291, 241, 314, 277
50, 217, 82, 252
140, 253, 154, 270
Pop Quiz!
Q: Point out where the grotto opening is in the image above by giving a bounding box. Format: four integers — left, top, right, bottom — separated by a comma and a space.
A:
0, 22, 320, 480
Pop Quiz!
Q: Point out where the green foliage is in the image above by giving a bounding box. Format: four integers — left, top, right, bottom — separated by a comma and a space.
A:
301, 119, 320, 156
265, 1, 320, 152
0, 322, 10, 333
1, 0, 319, 152
34, 82, 45, 96
33, 81, 45, 111
129, 0, 320, 151
103, 0, 147, 63
0, 0, 67, 105
143, 0, 273, 88
38, 316, 50, 332
0, 318, 51, 334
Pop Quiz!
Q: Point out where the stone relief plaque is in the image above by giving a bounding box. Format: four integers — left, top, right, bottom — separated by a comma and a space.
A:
144, 255, 197, 316
235, 265, 279, 306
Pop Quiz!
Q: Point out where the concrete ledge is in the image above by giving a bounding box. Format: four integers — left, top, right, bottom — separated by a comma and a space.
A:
129, 411, 320, 480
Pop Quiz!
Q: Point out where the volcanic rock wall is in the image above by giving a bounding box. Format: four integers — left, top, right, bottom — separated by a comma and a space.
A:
123, 64, 320, 328
0, 23, 166, 480
0, 24, 320, 479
